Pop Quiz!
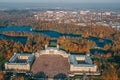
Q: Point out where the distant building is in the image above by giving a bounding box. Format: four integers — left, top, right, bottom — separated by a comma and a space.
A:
109, 22, 120, 30
34, 15, 39, 20
76, 23, 86, 26
105, 12, 111, 16
96, 22, 109, 27
46, 11, 54, 14
80, 10, 90, 15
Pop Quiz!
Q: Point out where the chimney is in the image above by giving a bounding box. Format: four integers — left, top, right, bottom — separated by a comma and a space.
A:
86, 53, 90, 56
57, 44, 59, 49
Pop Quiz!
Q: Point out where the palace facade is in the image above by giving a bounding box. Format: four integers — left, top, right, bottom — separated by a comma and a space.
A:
5, 45, 100, 77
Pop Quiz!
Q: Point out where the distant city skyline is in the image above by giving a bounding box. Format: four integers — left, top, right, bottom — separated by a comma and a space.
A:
0, 0, 120, 3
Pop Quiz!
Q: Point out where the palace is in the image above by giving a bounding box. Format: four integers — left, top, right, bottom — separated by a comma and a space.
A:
5, 53, 34, 71
5, 45, 100, 77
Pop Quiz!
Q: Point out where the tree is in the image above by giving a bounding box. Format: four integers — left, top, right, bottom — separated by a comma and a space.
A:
104, 44, 110, 50
0, 71, 5, 80
102, 64, 118, 80
17, 76, 25, 80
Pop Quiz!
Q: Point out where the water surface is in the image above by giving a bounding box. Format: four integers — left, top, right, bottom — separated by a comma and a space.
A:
0, 26, 112, 48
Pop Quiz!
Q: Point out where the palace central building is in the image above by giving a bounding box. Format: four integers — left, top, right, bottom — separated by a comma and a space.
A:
5, 45, 100, 77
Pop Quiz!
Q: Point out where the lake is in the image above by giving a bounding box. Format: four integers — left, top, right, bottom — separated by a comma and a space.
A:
0, 34, 27, 45
0, 26, 112, 48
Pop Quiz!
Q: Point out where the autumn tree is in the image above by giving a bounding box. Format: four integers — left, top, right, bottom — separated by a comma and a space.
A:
0, 71, 5, 80
104, 44, 111, 50
102, 64, 118, 80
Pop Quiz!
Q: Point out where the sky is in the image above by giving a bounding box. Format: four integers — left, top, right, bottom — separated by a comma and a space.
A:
0, 0, 120, 3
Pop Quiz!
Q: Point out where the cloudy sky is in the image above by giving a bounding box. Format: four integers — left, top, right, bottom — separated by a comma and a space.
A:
0, 0, 119, 3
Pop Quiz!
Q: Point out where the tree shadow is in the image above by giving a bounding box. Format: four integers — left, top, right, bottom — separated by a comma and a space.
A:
34, 71, 48, 79
54, 73, 67, 80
